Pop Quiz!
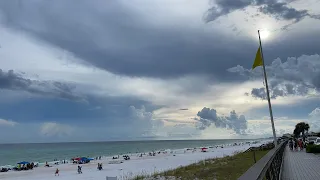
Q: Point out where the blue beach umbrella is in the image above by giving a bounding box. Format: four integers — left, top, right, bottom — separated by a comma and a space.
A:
17, 161, 29, 165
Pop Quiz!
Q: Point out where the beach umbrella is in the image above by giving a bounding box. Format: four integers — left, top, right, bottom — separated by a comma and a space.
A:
201, 148, 208, 152
80, 157, 90, 163
17, 161, 29, 165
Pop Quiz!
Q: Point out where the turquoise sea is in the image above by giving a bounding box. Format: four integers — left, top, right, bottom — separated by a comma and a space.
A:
0, 139, 264, 166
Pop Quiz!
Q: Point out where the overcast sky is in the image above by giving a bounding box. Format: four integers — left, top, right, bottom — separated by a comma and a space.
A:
0, 0, 319, 143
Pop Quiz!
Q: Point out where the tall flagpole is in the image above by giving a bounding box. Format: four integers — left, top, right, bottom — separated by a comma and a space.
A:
258, 30, 277, 146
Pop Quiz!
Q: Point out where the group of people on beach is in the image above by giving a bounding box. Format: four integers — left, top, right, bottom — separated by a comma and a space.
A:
289, 138, 305, 151
14, 162, 36, 171
54, 163, 104, 176
56, 165, 82, 176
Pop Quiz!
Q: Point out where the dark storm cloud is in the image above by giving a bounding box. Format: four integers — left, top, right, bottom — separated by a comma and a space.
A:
0, 69, 83, 101
0, 92, 157, 126
0, 0, 256, 80
250, 83, 309, 99
204, 0, 320, 25
228, 54, 320, 99
0, 0, 318, 82
196, 107, 247, 134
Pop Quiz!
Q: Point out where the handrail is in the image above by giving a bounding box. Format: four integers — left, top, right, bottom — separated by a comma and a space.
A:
238, 141, 287, 180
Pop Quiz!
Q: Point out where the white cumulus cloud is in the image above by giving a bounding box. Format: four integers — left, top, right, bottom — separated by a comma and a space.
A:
40, 122, 74, 137
0, 118, 17, 126
308, 107, 320, 132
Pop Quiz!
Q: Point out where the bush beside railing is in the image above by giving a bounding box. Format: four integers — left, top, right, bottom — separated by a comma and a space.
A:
306, 144, 320, 153
244, 143, 275, 153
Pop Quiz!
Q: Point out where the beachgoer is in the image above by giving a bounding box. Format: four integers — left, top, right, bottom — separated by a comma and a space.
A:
55, 168, 59, 176
97, 163, 103, 170
294, 139, 298, 151
298, 139, 304, 151
77, 165, 82, 174
289, 139, 293, 150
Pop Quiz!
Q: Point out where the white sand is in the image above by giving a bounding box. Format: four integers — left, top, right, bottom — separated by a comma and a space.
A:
0, 142, 268, 180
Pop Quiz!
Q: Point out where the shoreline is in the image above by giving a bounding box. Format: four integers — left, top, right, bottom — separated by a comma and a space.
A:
0, 138, 267, 145
0, 140, 262, 167
0, 140, 269, 180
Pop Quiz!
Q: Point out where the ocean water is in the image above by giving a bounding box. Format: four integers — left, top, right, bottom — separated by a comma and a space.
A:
0, 139, 262, 166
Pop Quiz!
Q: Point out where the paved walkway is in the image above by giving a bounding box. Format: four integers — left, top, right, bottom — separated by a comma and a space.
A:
282, 145, 320, 180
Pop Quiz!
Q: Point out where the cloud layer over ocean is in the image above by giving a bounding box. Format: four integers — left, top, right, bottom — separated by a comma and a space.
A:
0, 0, 319, 142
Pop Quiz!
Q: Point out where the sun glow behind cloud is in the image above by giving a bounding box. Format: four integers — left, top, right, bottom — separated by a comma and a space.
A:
259, 30, 270, 40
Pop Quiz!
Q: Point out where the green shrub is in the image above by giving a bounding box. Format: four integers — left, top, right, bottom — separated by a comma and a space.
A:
306, 144, 320, 153
309, 141, 315, 145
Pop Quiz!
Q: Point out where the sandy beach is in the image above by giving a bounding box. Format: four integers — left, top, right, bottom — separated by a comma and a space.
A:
0, 141, 267, 180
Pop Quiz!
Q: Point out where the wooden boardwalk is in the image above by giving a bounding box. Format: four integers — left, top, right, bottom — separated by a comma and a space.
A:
282, 145, 320, 180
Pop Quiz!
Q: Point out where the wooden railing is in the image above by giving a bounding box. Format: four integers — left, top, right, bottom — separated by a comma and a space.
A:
238, 141, 287, 180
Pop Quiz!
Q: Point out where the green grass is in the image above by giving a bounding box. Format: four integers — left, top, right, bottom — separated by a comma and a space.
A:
132, 149, 270, 180
306, 144, 320, 153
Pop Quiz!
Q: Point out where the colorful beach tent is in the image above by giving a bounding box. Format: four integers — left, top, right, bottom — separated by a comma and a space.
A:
72, 157, 91, 163
17, 161, 29, 165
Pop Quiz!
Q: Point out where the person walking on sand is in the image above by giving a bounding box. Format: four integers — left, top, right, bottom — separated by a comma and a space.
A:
55, 168, 59, 176
97, 163, 103, 170
77, 165, 82, 174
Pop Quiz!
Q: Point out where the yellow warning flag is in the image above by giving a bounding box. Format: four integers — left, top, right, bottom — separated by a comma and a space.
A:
252, 46, 263, 70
